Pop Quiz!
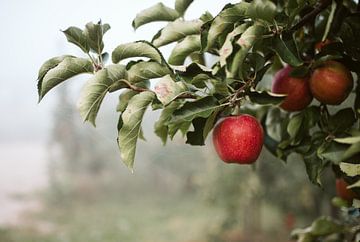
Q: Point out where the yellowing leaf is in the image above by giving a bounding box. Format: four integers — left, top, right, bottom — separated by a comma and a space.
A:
340, 162, 360, 177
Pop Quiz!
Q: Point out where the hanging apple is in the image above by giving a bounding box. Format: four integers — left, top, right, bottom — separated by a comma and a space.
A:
212, 115, 264, 164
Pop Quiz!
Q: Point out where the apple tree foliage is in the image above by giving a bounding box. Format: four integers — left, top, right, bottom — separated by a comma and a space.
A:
37, 0, 360, 240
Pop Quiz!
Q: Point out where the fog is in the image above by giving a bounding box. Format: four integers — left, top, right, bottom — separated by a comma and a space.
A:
0, 0, 237, 227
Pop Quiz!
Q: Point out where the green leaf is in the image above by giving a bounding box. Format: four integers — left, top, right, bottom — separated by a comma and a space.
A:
138, 127, 146, 141
116, 90, 138, 112
112, 41, 163, 64
78, 69, 107, 126
289, 66, 310, 78
168, 35, 201, 65
78, 64, 127, 126
340, 162, 360, 177
199, 11, 213, 22
132, 3, 180, 30
244, 52, 266, 76
170, 96, 219, 124
265, 107, 288, 142
332, 197, 349, 208
175, 0, 194, 16
230, 23, 266, 79
127, 61, 172, 83
203, 109, 220, 140
339, 15, 360, 60
272, 34, 303, 66
334, 136, 360, 144
84, 21, 110, 54
118, 91, 155, 170
206, 2, 250, 50
37, 55, 73, 81
154, 101, 182, 145
303, 152, 327, 186
62, 27, 90, 53
168, 121, 192, 139
174, 62, 212, 76
154, 75, 188, 105
219, 23, 249, 67
328, 108, 356, 134
287, 114, 304, 140
248, 91, 286, 105
38, 57, 94, 101
186, 117, 207, 145
342, 142, 360, 161
294, 233, 315, 242
303, 106, 321, 128
246, 0, 277, 23
321, 0, 337, 42
200, 20, 212, 52
352, 199, 360, 208
286, 106, 320, 145
285, 0, 305, 18
349, 180, 360, 189
189, 52, 205, 65
254, 63, 272, 84
318, 142, 348, 164
174, 62, 214, 88
152, 19, 203, 47
310, 217, 344, 236
212, 80, 230, 96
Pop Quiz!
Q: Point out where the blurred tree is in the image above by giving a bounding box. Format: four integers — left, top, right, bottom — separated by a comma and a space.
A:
47, 85, 119, 201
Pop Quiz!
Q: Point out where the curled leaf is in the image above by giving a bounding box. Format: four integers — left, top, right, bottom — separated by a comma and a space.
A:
132, 3, 180, 30
38, 57, 94, 101
112, 41, 163, 64
152, 19, 203, 47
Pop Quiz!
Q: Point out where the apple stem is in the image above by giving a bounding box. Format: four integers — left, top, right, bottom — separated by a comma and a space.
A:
87, 53, 101, 72
228, 80, 253, 107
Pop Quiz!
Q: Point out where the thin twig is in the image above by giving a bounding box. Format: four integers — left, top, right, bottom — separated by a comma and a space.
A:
228, 79, 253, 106
289, 0, 332, 33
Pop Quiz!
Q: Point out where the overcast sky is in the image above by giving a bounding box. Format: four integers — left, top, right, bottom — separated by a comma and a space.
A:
0, 0, 237, 143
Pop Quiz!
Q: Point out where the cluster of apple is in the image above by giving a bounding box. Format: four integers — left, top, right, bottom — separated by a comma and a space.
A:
212, 42, 353, 164
272, 60, 353, 111
212, 40, 357, 202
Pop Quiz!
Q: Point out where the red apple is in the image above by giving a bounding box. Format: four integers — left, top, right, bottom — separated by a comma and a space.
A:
336, 178, 358, 202
310, 61, 353, 105
272, 65, 313, 111
212, 114, 264, 164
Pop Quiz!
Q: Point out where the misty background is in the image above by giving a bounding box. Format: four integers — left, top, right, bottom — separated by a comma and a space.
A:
0, 0, 235, 216
0, 1, 335, 241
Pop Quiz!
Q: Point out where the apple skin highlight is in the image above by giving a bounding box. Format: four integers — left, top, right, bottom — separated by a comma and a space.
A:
310, 61, 353, 105
212, 115, 264, 164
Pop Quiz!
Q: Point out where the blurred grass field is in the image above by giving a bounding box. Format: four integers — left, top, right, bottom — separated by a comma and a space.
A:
0, 189, 223, 242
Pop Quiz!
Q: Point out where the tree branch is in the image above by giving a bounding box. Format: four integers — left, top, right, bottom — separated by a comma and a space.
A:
289, 0, 332, 33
